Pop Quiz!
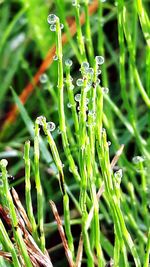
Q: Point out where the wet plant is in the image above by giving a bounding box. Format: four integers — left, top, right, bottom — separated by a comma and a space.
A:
0, 0, 150, 266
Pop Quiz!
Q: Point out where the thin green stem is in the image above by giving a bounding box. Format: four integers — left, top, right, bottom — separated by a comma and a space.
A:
0, 219, 21, 267
24, 140, 39, 243
73, 1, 86, 61
55, 17, 80, 183
34, 121, 45, 252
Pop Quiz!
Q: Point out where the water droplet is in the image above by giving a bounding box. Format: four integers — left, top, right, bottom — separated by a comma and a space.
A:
39, 73, 48, 84
88, 110, 95, 116
83, 98, 88, 105
86, 68, 94, 75
36, 116, 46, 126
72, 0, 80, 7
86, 122, 96, 127
102, 87, 109, 94
0, 180, 3, 187
114, 169, 123, 179
47, 14, 57, 24
78, 105, 88, 111
50, 24, 56, 32
95, 56, 105, 65
65, 59, 72, 67
97, 69, 102, 75
96, 78, 100, 85
67, 103, 72, 108
75, 94, 81, 102
47, 122, 56, 132
53, 55, 58, 61
60, 23, 64, 30
81, 62, 89, 70
108, 141, 111, 146
65, 77, 73, 83
132, 156, 144, 164
101, 128, 106, 133
101, 0, 107, 2
76, 78, 83, 86
86, 81, 92, 91
72, 0, 76, 6
70, 84, 74, 90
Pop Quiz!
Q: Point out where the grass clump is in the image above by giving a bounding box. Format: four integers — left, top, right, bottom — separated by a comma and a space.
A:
0, 1, 150, 266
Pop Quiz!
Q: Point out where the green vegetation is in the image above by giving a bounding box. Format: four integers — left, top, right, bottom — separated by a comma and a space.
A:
0, 0, 150, 266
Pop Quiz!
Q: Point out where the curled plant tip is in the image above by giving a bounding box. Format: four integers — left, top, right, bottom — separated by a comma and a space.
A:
110, 144, 124, 169
75, 234, 83, 267
0, 159, 8, 167
49, 200, 75, 267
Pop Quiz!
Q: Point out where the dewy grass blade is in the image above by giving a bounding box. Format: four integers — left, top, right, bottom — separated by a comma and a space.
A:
143, 229, 150, 267
73, 0, 86, 61
34, 120, 45, 252
54, 15, 80, 183
41, 117, 74, 258
122, 6, 150, 108
24, 140, 39, 243
11, 88, 56, 169
65, 63, 79, 139
83, 0, 94, 65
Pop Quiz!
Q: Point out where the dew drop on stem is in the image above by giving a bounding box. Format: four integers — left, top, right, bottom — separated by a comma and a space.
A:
95, 56, 105, 65
76, 78, 83, 87
67, 103, 72, 108
132, 156, 144, 164
81, 62, 89, 70
53, 55, 58, 61
47, 14, 57, 24
65, 59, 73, 67
108, 141, 111, 146
74, 94, 81, 102
39, 73, 48, 84
114, 169, 123, 179
102, 87, 109, 94
60, 23, 64, 30
50, 24, 56, 32
96, 78, 100, 85
0, 180, 3, 187
97, 69, 102, 75
86, 67, 94, 76
47, 122, 56, 132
